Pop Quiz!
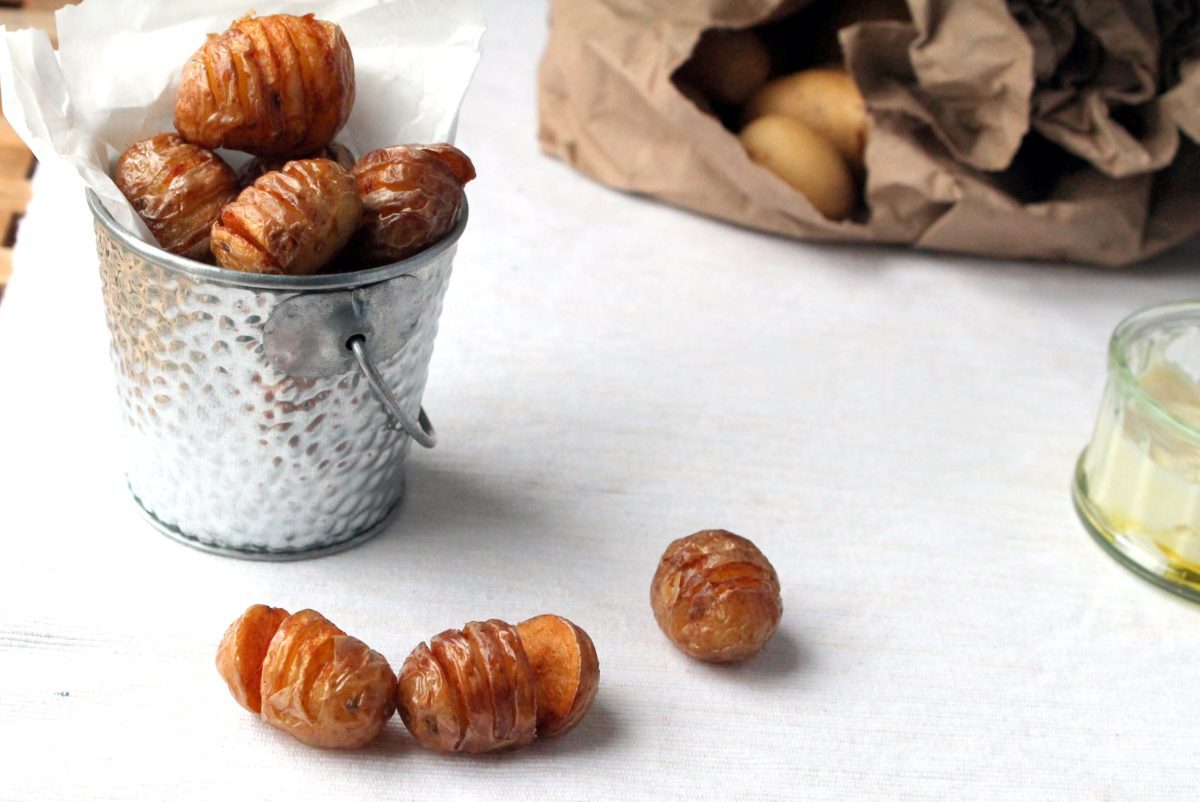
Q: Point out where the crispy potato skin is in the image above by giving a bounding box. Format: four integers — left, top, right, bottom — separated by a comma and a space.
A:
113, 133, 238, 260
396, 620, 537, 754
239, 142, 355, 187
211, 158, 362, 275
175, 13, 355, 157
258, 609, 397, 749
651, 530, 782, 663
516, 615, 599, 738
215, 604, 291, 714
351, 144, 475, 266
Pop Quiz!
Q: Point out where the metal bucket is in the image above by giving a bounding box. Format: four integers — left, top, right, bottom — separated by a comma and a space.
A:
88, 189, 465, 560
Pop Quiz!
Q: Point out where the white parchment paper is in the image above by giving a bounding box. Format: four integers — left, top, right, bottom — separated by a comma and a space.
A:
0, 0, 485, 241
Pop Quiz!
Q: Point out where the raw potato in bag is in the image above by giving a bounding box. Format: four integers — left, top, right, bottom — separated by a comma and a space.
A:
537, 0, 1200, 266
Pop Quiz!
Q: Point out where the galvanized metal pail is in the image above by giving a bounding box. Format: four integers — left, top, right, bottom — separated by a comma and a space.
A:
88, 189, 465, 560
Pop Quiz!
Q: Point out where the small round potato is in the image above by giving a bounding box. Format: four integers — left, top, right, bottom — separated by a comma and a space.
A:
258, 609, 396, 749
175, 13, 355, 157
211, 158, 362, 275
396, 620, 537, 754
678, 28, 771, 106
738, 115, 856, 221
113, 133, 238, 260
651, 530, 782, 663
215, 605, 396, 750
744, 68, 868, 171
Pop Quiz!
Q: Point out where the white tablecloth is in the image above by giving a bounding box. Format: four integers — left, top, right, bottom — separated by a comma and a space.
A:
2, 3, 1199, 799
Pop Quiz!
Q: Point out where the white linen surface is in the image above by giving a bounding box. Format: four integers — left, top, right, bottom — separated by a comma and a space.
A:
1, 2, 1198, 799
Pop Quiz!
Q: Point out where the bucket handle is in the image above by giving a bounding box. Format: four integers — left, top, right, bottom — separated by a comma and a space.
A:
347, 334, 437, 448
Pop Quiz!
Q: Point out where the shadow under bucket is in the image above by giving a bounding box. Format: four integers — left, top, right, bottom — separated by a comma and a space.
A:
87, 189, 466, 560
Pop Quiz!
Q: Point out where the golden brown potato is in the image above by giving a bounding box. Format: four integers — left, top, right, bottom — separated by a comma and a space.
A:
216, 607, 396, 749
738, 115, 856, 221
238, 142, 355, 187
113, 133, 238, 260
258, 609, 397, 749
516, 615, 599, 738
351, 144, 476, 266
396, 620, 537, 754
211, 158, 362, 275
215, 604, 290, 714
678, 28, 771, 106
175, 13, 355, 157
650, 530, 782, 663
743, 68, 868, 171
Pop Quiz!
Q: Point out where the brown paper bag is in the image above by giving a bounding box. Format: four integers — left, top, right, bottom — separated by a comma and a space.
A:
537, 0, 1200, 266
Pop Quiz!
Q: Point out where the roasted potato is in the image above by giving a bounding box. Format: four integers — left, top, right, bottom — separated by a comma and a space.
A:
217, 606, 396, 749
211, 158, 362, 275
113, 133, 238, 260
738, 115, 856, 220
678, 28, 771, 106
744, 68, 868, 171
215, 604, 290, 714
396, 620, 537, 754
516, 614, 599, 738
650, 530, 783, 663
175, 13, 355, 157
351, 144, 476, 266
238, 142, 355, 187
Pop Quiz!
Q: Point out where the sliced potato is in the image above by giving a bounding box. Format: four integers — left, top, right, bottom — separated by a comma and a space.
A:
744, 68, 867, 171
516, 614, 599, 738
215, 604, 291, 714
738, 115, 856, 221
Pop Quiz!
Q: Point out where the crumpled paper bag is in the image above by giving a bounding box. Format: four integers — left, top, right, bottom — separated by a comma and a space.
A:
538, 0, 1200, 266
0, 0, 485, 244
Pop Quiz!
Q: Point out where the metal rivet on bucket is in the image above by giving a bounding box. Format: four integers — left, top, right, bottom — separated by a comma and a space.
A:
88, 189, 467, 560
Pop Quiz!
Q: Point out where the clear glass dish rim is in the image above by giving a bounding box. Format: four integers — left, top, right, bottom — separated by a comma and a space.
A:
1108, 299, 1200, 441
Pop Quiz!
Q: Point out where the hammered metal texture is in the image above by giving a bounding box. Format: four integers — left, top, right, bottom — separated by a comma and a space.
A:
94, 223, 454, 556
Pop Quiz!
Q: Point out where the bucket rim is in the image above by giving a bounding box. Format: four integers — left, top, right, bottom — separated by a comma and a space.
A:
86, 188, 468, 291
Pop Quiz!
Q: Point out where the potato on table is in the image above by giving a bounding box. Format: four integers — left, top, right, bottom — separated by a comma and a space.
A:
175, 13, 355, 157
211, 158, 362, 275
396, 620, 537, 753
216, 605, 396, 749
396, 614, 600, 752
651, 529, 783, 663
215, 604, 289, 715
113, 133, 238, 261
517, 614, 600, 738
